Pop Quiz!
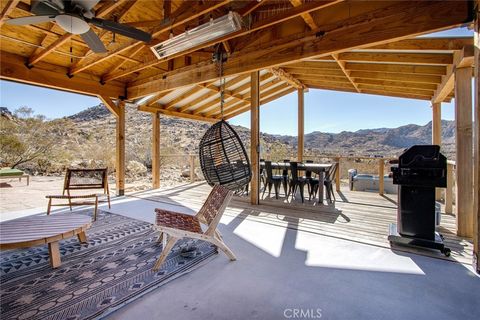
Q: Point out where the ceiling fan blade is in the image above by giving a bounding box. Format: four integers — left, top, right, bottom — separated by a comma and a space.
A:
89, 18, 152, 42
80, 28, 107, 53
72, 0, 101, 12
6, 15, 56, 25
31, 0, 62, 15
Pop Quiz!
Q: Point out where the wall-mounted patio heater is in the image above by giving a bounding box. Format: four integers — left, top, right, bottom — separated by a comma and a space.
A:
151, 12, 242, 59
388, 145, 450, 256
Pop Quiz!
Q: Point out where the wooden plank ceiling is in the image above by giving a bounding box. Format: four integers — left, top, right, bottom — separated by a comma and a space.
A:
0, 0, 475, 122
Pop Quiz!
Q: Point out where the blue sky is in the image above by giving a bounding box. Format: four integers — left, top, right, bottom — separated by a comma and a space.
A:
0, 28, 472, 134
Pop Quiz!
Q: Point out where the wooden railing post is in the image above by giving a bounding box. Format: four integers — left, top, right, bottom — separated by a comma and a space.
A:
189, 155, 195, 183
115, 101, 125, 196
378, 158, 384, 195
445, 162, 454, 215
335, 157, 340, 192
152, 112, 160, 189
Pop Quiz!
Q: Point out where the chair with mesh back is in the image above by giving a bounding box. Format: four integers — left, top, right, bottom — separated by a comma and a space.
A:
152, 185, 235, 271
63, 168, 111, 208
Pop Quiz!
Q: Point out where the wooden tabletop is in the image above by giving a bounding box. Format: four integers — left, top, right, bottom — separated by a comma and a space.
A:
0, 214, 92, 250
260, 162, 332, 172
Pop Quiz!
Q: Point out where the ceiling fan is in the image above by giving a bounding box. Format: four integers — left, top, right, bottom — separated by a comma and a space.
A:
6, 0, 152, 53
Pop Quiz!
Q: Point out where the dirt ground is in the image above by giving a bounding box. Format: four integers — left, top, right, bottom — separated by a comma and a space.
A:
0, 175, 186, 214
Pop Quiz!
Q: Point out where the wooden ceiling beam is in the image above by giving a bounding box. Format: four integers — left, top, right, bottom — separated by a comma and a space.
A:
290, 0, 319, 30
0, 0, 20, 27
431, 45, 475, 103
70, 0, 233, 76
0, 51, 124, 98
332, 53, 360, 93
223, 87, 296, 119
98, 95, 120, 117
127, 0, 472, 99
145, 90, 174, 107
354, 78, 438, 91
363, 37, 473, 51
305, 83, 432, 101
239, 0, 269, 17
313, 52, 454, 65
190, 74, 277, 115
205, 79, 285, 117
269, 67, 306, 90
101, 0, 340, 82
163, 86, 206, 110
356, 84, 434, 96
349, 71, 442, 84
138, 105, 217, 122
344, 62, 447, 76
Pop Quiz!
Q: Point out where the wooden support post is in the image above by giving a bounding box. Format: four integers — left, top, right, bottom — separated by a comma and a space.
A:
473, 4, 479, 273
250, 71, 260, 205
432, 102, 442, 146
189, 155, 195, 183
297, 88, 304, 162
335, 157, 340, 192
455, 66, 473, 238
116, 102, 125, 196
445, 162, 454, 215
432, 102, 443, 200
152, 112, 160, 189
378, 159, 384, 195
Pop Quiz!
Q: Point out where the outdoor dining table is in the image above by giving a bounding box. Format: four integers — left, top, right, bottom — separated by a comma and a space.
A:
260, 162, 332, 203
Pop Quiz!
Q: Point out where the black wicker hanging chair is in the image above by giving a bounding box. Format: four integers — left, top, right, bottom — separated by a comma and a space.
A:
199, 119, 251, 191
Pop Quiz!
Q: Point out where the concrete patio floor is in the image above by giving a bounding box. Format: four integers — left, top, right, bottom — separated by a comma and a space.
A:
101, 186, 479, 320
1, 181, 479, 320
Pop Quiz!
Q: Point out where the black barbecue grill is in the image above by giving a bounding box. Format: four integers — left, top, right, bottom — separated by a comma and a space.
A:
388, 145, 450, 256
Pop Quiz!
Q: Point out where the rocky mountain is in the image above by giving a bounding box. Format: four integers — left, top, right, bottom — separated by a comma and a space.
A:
66, 104, 456, 160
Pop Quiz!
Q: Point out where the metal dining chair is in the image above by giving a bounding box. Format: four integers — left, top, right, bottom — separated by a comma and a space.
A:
312, 163, 338, 203
281, 159, 290, 196
287, 161, 308, 203
263, 161, 284, 199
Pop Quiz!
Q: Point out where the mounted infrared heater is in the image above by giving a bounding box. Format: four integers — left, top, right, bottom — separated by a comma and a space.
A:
150, 12, 242, 59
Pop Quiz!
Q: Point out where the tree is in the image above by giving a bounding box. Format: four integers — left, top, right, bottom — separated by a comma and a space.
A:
0, 107, 70, 168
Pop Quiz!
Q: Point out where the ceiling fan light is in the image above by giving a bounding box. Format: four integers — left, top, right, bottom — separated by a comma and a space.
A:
55, 14, 90, 34
151, 12, 242, 59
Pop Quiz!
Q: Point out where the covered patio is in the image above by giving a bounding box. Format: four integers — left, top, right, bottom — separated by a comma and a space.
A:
1, 0, 480, 319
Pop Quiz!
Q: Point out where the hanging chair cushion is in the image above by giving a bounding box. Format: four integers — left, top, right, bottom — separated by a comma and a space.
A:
199, 120, 251, 191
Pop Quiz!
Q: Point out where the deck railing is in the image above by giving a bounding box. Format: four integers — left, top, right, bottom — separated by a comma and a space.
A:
159, 154, 456, 212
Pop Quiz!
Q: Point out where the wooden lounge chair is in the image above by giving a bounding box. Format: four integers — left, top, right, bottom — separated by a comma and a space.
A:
152, 185, 235, 271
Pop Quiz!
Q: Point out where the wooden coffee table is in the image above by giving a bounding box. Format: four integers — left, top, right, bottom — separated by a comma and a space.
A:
0, 214, 92, 268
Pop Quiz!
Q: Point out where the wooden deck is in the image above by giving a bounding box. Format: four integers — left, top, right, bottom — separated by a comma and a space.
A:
127, 182, 473, 265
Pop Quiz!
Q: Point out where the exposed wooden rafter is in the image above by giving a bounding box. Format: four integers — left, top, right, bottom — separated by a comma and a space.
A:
127, 0, 472, 99
269, 67, 305, 90
431, 45, 475, 103
138, 105, 217, 123
332, 54, 360, 92
100, 0, 341, 82
0, 0, 20, 27
69, 0, 232, 76
0, 51, 124, 98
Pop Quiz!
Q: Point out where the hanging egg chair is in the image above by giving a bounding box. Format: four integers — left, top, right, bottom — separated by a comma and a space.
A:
199, 45, 251, 191
199, 119, 251, 191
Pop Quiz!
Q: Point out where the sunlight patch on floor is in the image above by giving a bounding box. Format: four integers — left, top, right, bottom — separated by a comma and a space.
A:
233, 217, 288, 257
295, 231, 425, 275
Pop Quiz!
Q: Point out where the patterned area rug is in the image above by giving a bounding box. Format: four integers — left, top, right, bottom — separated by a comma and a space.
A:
0, 210, 218, 320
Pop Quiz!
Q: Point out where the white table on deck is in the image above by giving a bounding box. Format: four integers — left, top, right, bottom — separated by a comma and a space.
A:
0, 214, 91, 268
